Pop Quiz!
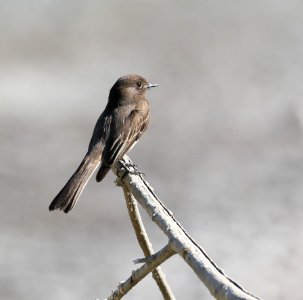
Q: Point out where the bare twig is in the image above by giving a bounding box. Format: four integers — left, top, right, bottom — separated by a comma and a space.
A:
120, 184, 176, 300
105, 244, 175, 300
112, 156, 261, 300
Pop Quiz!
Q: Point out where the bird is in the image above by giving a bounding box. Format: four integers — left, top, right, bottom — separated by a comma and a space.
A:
49, 74, 158, 213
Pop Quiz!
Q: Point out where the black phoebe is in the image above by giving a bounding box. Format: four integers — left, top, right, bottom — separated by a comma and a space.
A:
49, 74, 158, 213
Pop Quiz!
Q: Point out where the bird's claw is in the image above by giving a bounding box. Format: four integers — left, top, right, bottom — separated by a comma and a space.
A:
118, 160, 145, 178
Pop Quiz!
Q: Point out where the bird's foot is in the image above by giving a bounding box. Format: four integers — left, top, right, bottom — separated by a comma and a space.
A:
132, 163, 145, 177
118, 160, 145, 179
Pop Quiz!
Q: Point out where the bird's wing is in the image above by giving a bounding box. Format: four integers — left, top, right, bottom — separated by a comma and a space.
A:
102, 108, 149, 166
88, 111, 112, 152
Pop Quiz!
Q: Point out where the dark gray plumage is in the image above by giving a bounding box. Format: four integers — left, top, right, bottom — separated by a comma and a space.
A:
49, 74, 158, 213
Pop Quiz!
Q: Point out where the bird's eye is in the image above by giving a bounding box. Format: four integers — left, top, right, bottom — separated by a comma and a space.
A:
136, 81, 143, 89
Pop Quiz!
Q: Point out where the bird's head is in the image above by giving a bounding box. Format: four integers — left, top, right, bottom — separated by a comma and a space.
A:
109, 74, 158, 100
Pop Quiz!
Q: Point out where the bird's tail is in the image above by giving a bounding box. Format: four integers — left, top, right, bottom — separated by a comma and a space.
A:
49, 154, 100, 213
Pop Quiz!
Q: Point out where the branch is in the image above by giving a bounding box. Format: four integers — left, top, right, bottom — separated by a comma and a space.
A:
112, 156, 261, 300
104, 244, 175, 300
120, 183, 176, 299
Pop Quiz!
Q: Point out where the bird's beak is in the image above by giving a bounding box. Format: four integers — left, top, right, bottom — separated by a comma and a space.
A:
146, 82, 159, 89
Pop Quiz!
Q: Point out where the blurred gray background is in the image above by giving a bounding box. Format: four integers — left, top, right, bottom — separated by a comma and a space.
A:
1, 0, 303, 299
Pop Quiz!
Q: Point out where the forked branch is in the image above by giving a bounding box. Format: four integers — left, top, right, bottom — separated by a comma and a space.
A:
120, 184, 176, 299
109, 156, 261, 300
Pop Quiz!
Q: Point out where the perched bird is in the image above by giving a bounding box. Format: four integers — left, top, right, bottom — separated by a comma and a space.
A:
49, 74, 158, 213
